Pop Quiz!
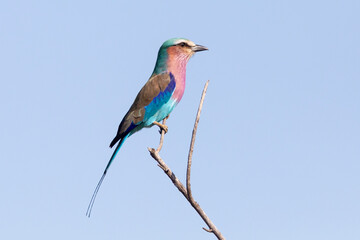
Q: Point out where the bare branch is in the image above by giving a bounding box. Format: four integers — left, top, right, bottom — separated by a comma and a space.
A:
148, 147, 189, 200
148, 81, 226, 240
187, 80, 209, 201
156, 117, 167, 152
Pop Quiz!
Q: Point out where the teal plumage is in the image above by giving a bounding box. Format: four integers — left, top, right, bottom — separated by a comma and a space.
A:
86, 38, 208, 217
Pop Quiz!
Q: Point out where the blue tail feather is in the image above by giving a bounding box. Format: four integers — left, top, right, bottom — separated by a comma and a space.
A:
86, 133, 130, 217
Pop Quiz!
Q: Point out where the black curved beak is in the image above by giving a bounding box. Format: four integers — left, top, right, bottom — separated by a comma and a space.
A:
192, 44, 209, 52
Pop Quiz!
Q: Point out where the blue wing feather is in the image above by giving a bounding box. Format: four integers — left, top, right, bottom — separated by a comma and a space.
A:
143, 72, 176, 124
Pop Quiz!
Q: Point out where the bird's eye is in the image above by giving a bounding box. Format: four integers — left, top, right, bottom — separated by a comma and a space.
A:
179, 42, 186, 47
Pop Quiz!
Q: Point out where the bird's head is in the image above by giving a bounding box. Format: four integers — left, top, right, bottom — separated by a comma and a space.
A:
153, 38, 208, 74
162, 38, 208, 60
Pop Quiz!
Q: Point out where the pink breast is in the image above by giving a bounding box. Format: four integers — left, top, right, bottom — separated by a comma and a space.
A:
166, 48, 189, 103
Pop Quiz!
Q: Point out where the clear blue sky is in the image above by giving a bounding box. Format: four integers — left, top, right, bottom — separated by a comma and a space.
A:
1, 0, 359, 239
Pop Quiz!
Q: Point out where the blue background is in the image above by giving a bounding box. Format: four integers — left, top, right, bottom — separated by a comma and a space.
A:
1, 0, 359, 239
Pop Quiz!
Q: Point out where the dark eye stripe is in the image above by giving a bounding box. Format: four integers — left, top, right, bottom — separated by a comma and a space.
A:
178, 42, 188, 47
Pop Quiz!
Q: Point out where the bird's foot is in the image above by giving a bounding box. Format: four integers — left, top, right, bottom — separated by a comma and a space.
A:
153, 121, 168, 134
159, 125, 168, 134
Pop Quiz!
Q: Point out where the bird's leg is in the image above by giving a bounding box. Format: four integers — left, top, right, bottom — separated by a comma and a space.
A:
153, 121, 168, 133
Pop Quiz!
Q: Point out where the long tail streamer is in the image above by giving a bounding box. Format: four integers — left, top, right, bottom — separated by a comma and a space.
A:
86, 134, 129, 217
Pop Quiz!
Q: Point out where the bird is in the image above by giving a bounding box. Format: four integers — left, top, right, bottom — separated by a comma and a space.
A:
86, 38, 208, 217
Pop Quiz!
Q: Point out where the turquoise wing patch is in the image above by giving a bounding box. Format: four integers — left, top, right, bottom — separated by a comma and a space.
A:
143, 72, 176, 122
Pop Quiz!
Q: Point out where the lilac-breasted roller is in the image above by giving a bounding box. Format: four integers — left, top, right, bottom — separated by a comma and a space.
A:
86, 38, 208, 216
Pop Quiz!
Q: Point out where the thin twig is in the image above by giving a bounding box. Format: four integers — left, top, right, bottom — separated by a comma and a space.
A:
187, 80, 209, 201
156, 117, 167, 152
203, 227, 214, 233
148, 81, 225, 240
